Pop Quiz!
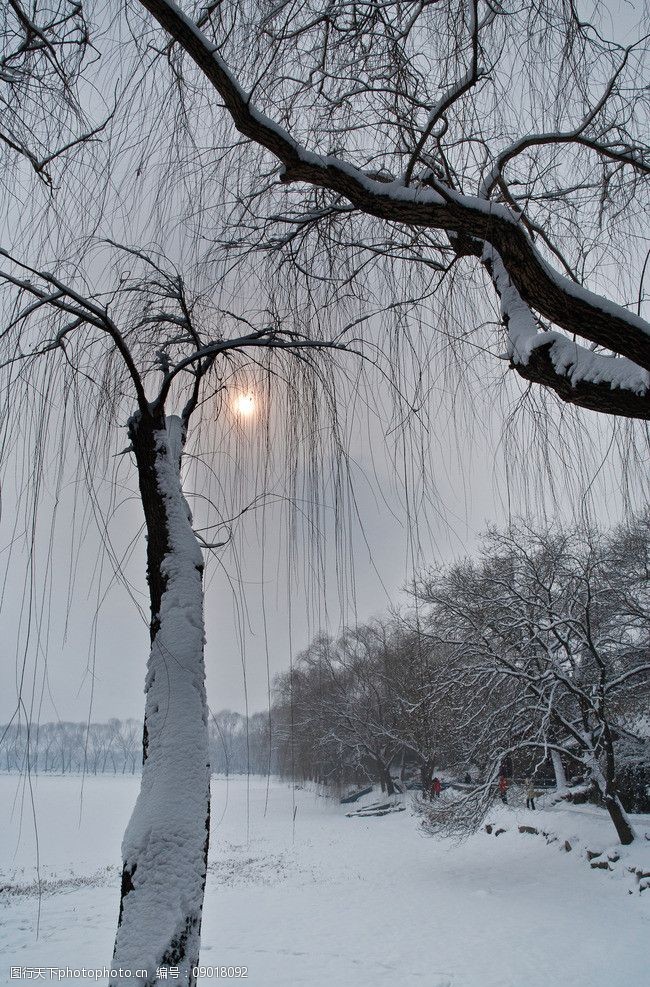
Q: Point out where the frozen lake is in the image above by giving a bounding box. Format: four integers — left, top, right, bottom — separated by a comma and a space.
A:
1, 773, 648, 986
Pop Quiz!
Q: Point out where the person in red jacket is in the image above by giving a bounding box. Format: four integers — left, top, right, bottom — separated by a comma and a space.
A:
498, 775, 508, 804
432, 776, 442, 798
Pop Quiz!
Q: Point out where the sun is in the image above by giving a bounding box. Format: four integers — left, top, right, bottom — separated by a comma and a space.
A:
234, 392, 256, 417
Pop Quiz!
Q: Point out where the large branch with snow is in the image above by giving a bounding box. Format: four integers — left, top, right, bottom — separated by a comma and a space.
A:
136, 0, 650, 420
482, 247, 650, 420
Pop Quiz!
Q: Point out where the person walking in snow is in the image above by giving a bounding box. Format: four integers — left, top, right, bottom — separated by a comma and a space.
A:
498, 775, 508, 804
432, 776, 442, 798
526, 780, 537, 811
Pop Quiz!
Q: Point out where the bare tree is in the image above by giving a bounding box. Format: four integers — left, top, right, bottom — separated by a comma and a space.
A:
209, 709, 244, 776
0, 0, 109, 181
415, 518, 650, 844
2, 0, 649, 977
0, 241, 360, 983
373, 623, 449, 793
274, 635, 357, 788
326, 625, 404, 795
130, 0, 650, 421
284, 622, 417, 794
5, 1, 648, 426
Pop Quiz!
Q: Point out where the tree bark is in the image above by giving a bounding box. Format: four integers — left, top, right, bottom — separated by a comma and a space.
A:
420, 760, 434, 798
602, 787, 635, 846
111, 414, 211, 985
599, 727, 635, 846
551, 750, 567, 792
377, 761, 395, 796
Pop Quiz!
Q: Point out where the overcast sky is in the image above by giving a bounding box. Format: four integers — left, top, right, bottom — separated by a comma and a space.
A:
0, 360, 641, 728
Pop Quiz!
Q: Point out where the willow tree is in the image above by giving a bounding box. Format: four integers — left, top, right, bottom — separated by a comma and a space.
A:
132, 0, 650, 421
8, 1, 647, 423
0, 242, 358, 981
2, 0, 649, 982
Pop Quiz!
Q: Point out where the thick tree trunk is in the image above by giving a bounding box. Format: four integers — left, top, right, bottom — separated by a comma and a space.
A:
603, 787, 635, 846
551, 750, 567, 792
377, 761, 395, 796
111, 415, 211, 986
420, 760, 434, 799
599, 728, 635, 846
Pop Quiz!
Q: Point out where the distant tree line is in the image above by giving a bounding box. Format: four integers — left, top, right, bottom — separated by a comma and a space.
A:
0, 719, 142, 775
0, 713, 276, 778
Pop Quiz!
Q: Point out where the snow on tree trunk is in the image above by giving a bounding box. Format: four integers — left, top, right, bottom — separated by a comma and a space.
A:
111, 415, 210, 986
551, 750, 566, 792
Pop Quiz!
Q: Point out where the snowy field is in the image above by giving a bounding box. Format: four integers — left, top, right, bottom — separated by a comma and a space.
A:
1, 774, 649, 987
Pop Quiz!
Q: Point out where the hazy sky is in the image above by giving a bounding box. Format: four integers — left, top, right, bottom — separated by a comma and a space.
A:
0, 362, 641, 728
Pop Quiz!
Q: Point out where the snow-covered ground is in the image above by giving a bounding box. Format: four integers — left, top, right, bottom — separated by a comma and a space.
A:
1, 774, 648, 986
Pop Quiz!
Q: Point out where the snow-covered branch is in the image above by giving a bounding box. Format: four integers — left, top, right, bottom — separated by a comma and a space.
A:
136, 0, 650, 419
